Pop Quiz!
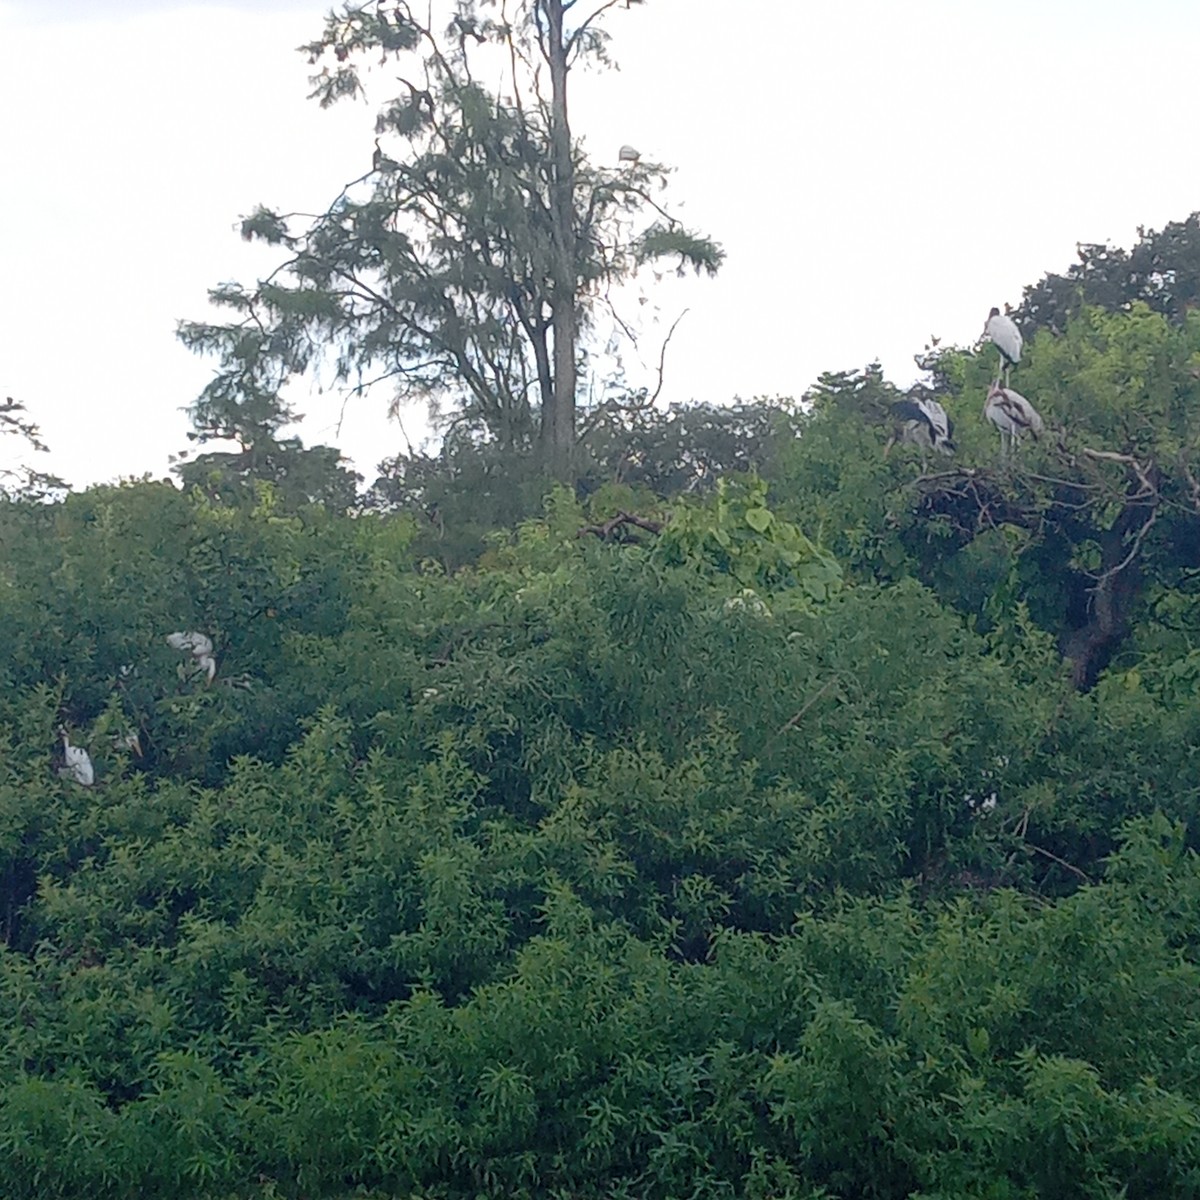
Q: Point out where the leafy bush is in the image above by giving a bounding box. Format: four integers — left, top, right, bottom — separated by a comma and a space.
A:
1, 454, 1198, 1197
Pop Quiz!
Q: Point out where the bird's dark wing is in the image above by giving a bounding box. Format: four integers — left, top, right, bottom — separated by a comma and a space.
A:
889, 399, 933, 430
994, 392, 1036, 430
940, 412, 957, 450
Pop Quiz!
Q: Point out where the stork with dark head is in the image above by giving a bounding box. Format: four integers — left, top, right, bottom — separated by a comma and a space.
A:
983, 306, 1023, 386
885, 391, 956, 462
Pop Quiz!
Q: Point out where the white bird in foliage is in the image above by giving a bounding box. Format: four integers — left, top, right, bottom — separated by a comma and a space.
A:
985, 384, 1043, 454
884, 395, 955, 459
723, 588, 772, 618
111, 729, 143, 756
618, 144, 641, 165
982, 307, 1023, 385
166, 631, 217, 683
58, 730, 94, 787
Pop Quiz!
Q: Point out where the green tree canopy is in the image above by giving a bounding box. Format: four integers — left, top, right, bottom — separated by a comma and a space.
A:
1018, 211, 1200, 334
0, 395, 65, 501
8, 184, 1200, 1197
180, 0, 722, 483
770, 303, 1200, 690
2, 472, 1200, 1196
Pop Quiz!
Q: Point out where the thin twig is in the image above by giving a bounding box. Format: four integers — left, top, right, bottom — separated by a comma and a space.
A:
1024, 841, 1093, 884
647, 308, 690, 407
1080, 446, 1156, 498
565, 0, 627, 57
1091, 506, 1159, 584
1024, 472, 1103, 492
775, 677, 839, 736
758, 678, 840, 758
913, 467, 979, 487
603, 292, 640, 348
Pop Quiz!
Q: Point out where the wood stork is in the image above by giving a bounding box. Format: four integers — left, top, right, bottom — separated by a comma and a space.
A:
618, 144, 641, 166
983, 307, 1023, 386
166, 631, 217, 683
58, 730, 94, 786
884, 395, 955, 460
984, 384, 1043, 455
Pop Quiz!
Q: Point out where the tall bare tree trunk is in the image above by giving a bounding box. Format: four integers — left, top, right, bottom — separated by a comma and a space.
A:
541, 0, 577, 481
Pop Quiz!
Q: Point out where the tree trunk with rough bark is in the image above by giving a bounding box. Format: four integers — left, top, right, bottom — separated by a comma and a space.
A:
1061, 492, 1155, 690
540, 0, 578, 481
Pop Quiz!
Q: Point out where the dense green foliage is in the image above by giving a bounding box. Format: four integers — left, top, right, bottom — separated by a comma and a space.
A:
12, 19, 1200, 1177
2, 384, 1200, 1195
772, 303, 1200, 689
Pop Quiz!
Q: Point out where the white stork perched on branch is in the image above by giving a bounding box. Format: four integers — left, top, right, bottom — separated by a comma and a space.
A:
885, 394, 955, 459
985, 384, 1043, 454
982, 307, 1023, 386
166, 631, 217, 683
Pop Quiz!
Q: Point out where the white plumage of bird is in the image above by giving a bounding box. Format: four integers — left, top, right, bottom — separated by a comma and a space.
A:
58, 731, 94, 786
723, 588, 772, 618
166, 631, 217, 683
885, 395, 955, 459
985, 384, 1044, 454
982, 307, 1023, 385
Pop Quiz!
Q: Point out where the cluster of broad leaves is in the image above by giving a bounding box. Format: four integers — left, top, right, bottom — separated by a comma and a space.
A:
2, 426, 1200, 1199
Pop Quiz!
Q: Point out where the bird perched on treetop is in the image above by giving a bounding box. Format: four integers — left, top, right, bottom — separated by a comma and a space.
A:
984, 384, 1043, 454
885, 394, 955, 459
982, 307, 1023, 385
618, 144, 641, 165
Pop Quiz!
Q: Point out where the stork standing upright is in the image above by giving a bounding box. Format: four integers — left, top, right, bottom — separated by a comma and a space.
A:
984, 384, 1043, 456
884, 394, 956, 462
983, 307, 1023, 386
58, 729, 94, 786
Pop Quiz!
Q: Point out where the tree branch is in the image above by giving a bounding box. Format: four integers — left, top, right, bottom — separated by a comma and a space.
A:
0, 397, 49, 454
565, 0, 625, 57
647, 307, 689, 407
1079, 446, 1157, 498
1024, 841, 1093, 885
576, 510, 664, 540
773, 678, 839, 738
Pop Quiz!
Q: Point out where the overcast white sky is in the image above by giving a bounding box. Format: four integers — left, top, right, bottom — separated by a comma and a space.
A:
2, 0, 1199, 489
